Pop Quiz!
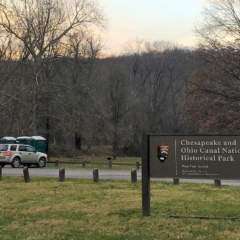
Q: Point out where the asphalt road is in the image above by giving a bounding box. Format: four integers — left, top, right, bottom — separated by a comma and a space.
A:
2, 167, 138, 180
2, 167, 240, 186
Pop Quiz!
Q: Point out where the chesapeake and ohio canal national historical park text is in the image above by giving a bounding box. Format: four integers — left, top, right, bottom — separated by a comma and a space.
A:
149, 135, 240, 179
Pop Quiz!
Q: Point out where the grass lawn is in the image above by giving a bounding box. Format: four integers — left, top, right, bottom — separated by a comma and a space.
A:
1, 177, 240, 240
47, 157, 141, 170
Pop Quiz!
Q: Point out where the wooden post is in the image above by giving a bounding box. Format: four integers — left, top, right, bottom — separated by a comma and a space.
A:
108, 159, 112, 169
93, 168, 99, 182
214, 179, 221, 187
107, 157, 112, 169
136, 161, 140, 170
0, 166, 2, 181
82, 161, 86, 168
59, 168, 65, 182
131, 169, 137, 183
23, 167, 30, 183
173, 177, 180, 185
56, 160, 59, 168
142, 134, 150, 216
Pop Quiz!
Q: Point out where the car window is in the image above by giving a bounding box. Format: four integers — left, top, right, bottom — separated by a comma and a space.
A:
26, 146, 35, 152
10, 145, 17, 151
19, 145, 27, 151
0, 145, 8, 151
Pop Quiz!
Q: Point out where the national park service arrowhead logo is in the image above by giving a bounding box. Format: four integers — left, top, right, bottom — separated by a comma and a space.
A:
155, 142, 170, 162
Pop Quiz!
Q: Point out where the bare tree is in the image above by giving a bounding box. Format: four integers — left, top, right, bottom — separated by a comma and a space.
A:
0, 0, 104, 134
59, 31, 103, 151
184, 47, 240, 133
0, 0, 103, 60
183, 0, 240, 133
197, 0, 240, 48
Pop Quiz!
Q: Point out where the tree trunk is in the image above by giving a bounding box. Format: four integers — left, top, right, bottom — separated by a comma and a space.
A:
112, 122, 119, 159
75, 133, 82, 150
31, 84, 38, 135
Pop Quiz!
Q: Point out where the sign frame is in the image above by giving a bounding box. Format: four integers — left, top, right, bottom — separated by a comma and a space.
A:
141, 134, 240, 216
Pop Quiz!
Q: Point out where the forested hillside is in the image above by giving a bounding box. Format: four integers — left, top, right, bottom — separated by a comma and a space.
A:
1, 0, 240, 157
0, 47, 194, 156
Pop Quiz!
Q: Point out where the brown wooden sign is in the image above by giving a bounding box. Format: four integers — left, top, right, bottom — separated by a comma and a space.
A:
149, 135, 240, 179
142, 134, 240, 216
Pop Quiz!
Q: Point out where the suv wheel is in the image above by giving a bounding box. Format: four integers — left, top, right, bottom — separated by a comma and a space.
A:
38, 157, 46, 168
12, 157, 21, 168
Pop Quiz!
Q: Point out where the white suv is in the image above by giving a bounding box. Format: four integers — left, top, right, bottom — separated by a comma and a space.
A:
0, 144, 47, 168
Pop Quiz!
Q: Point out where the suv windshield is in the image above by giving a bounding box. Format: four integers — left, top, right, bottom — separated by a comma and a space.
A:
0, 145, 8, 151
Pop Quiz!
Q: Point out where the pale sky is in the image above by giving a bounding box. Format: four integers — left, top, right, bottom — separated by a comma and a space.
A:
100, 0, 207, 55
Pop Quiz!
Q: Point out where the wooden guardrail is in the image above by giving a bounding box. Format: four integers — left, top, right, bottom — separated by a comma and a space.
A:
47, 159, 141, 170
